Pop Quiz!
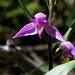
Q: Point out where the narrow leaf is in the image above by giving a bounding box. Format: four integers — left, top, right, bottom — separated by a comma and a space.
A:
27, 61, 48, 75
0, 1, 12, 8
46, 0, 49, 8
51, 0, 55, 6
45, 60, 75, 75
63, 22, 75, 40
18, 0, 32, 21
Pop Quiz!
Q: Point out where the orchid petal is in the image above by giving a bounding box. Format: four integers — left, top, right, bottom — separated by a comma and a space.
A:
45, 23, 66, 42
34, 12, 46, 19
12, 23, 37, 39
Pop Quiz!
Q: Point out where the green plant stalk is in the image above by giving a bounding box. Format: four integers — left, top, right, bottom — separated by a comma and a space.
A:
48, 1, 54, 70
48, 36, 53, 70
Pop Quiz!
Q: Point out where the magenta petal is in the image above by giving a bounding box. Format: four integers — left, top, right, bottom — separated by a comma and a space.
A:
45, 24, 66, 42
12, 23, 37, 39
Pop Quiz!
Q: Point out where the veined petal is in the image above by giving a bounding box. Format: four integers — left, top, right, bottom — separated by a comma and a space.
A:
45, 23, 66, 42
12, 23, 37, 39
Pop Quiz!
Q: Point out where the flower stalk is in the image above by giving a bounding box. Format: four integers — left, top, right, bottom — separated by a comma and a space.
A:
48, 36, 53, 70
47, 0, 54, 70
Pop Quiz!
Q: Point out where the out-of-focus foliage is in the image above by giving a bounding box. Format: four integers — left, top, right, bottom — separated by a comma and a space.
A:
0, 26, 3, 33
26, 2, 40, 15
0, 1, 40, 19
5, 7, 24, 19
0, 1, 13, 8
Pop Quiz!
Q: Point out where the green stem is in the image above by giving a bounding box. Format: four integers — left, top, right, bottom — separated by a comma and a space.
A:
48, 3, 53, 70
48, 36, 53, 70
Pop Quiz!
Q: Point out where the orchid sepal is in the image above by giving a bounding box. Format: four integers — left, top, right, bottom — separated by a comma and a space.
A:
12, 23, 37, 39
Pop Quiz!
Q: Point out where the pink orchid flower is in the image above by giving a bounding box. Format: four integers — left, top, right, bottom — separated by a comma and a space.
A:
12, 12, 65, 41
12, 12, 75, 60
